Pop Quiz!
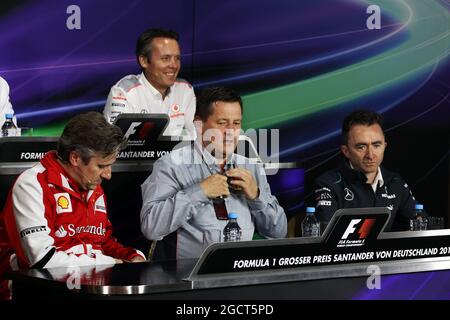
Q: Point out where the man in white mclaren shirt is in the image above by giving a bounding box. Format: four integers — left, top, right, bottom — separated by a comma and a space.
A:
103, 28, 196, 139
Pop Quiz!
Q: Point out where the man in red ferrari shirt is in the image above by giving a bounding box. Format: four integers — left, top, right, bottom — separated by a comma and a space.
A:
0, 112, 145, 298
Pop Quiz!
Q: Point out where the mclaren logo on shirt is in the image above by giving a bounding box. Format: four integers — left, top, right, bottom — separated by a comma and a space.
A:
54, 223, 106, 238
112, 92, 126, 101
54, 193, 72, 214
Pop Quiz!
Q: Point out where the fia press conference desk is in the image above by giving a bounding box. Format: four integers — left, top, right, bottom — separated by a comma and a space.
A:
8, 257, 450, 300
3, 138, 450, 300
8, 208, 450, 300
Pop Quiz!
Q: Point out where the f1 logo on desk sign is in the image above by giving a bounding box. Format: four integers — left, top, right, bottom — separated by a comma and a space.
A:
111, 113, 183, 161
123, 121, 156, 146
189, 206, 450, 289
338, 218, 376, 248
113, 113, 169, 146
324, 208, 389, 247
123, 122, 143, 139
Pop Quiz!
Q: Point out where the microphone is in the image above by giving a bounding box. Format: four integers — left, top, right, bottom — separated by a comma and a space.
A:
56, 153, 97, 190
76, 166, 96, 190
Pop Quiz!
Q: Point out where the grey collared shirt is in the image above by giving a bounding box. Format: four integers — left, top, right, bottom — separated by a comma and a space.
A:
140, 142, 287, 260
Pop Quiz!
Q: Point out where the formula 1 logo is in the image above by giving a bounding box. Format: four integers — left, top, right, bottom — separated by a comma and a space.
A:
123, 122, 155, 146
124, 122, 142, 139
137, 122, 155, 139
338, 218, 375, 247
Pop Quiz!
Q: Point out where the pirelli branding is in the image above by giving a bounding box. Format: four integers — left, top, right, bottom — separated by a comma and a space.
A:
20, 225, 47, 238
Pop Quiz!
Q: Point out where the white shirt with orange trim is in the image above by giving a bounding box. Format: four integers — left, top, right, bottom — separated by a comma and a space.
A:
103, 73, 196, 139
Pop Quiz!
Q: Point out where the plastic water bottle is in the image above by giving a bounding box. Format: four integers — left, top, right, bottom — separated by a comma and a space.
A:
410, 204, 428, 231
302, 207, 320, 237
223, 212, 242, 242
1, 113, 17, 137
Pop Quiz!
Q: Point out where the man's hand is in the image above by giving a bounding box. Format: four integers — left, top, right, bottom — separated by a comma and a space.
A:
226, 168, 259, 200
130, 256, 146, 263
200, 174, 230, 199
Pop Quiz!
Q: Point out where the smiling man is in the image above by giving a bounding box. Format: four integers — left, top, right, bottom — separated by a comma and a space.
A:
314, 110, 416, 231
103, 28, 196, 139
140, 87, 287, 261
0, 112, 146, 298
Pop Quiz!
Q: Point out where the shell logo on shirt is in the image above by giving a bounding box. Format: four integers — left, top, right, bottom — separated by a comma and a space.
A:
54, 193, 73, 214
58, 196, 69, 209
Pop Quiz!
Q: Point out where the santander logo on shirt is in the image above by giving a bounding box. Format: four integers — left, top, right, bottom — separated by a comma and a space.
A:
54, 223, 106, 238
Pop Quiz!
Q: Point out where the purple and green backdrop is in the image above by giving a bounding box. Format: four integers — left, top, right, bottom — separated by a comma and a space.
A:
1, 0, 449, 228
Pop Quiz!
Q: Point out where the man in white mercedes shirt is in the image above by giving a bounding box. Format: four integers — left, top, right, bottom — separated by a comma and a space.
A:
103, 28, 196, 139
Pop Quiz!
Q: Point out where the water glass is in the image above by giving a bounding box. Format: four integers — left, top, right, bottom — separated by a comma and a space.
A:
410, 217, 428, 231
428, 216, 445, 230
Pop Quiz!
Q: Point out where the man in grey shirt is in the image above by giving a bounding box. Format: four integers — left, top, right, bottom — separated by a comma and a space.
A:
140, 86, 287, 261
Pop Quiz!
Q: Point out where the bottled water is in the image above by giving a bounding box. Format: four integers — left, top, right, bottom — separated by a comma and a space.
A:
410, 204, 428, 231
223, 212, 242, 242
301, 207, 320, 237
1, 113, 17, 137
